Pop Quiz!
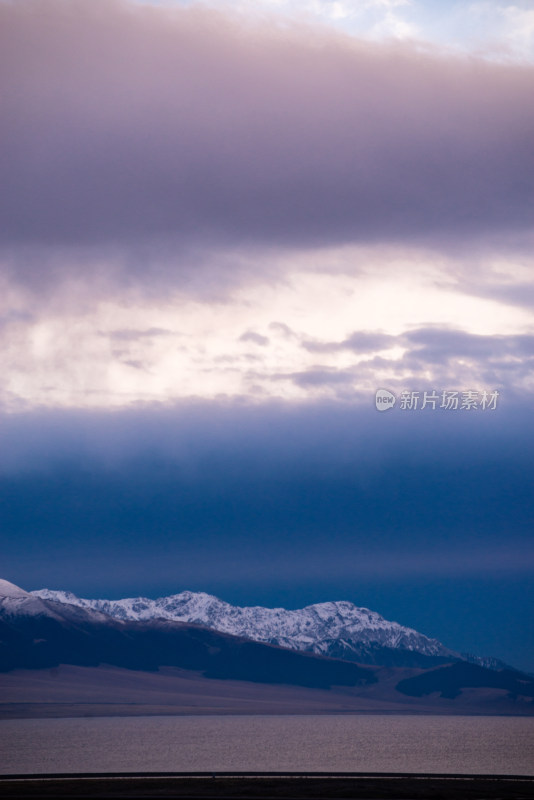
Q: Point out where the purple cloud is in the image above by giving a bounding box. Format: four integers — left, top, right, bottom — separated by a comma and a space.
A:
288, 326, 534, 397
403, 328, 534, 364
1, 0, 533, 297
280, 368, 356, 388
100, 328, 174, 342
303, 331, 396, 353
239, 331, 270, 346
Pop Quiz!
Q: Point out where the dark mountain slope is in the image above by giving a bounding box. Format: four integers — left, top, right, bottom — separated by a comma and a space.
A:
397, 661, 534, 700
0, 584, 376, 690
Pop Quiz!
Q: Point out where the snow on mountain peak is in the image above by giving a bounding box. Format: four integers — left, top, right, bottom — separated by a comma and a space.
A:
0, 578, 70, 621
30, 586, 456, 662
0, 579, 29, 598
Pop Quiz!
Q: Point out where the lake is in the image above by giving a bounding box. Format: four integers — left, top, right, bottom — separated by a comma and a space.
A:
1, 715, 533, 775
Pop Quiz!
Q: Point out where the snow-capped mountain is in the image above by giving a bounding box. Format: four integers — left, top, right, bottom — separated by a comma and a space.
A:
0, 578, 119, 626
3, 579, 531, 712
0, 579, 376, 687
31, 587, 458, 665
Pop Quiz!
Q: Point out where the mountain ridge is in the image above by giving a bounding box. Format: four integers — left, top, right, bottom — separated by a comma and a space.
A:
0, 580, 377, 688
32, 586, 460, 668
3, 580, 533, 715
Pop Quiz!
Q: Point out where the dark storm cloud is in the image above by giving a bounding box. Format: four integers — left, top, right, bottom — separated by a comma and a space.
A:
1, 399, 533, 668
1, 399, 532, 544
0, 402, 532, 609
1, 0, 533, 294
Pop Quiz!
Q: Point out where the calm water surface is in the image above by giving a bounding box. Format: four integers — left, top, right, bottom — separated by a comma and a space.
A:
1, 715, 533, 775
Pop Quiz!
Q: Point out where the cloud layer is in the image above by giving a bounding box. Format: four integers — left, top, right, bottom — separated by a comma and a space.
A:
1, 399, 533, 667
1, 0, 533, 297
1, 0, 533, 673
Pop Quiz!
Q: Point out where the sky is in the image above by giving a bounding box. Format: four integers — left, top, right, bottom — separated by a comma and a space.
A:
0, 0, 533, 671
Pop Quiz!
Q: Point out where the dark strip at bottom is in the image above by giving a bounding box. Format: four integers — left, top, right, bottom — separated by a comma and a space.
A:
1, 774, 534, 800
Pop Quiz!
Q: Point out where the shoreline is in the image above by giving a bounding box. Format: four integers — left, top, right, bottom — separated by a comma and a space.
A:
3, 703, 534, 720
